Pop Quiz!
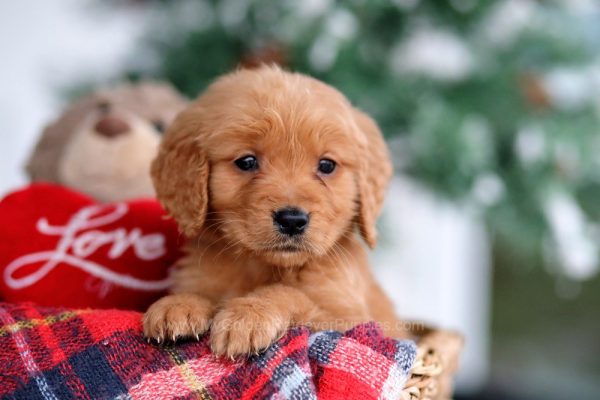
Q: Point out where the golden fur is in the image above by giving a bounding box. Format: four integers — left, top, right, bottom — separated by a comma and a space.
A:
143, 66, 408, 357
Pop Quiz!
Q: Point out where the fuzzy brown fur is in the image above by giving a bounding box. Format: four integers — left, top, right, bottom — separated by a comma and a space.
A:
26, 82, 188, 202
144, 66, 408, 357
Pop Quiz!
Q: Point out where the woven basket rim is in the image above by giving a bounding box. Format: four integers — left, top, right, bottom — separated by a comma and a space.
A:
400, 326, 464, 400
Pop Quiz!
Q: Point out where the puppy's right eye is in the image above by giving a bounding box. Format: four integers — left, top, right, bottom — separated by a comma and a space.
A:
234, 155, 259, 171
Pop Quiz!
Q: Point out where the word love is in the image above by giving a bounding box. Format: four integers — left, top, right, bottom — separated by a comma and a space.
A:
4, 203, 172, 292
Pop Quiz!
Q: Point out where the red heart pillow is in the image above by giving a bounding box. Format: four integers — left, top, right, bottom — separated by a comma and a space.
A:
0, 183, 182, 310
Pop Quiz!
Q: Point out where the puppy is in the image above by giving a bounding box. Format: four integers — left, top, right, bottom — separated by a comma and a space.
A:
143, 65, 408, 357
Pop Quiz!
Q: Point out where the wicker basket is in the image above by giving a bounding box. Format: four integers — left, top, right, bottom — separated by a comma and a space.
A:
401, 326, 464, 400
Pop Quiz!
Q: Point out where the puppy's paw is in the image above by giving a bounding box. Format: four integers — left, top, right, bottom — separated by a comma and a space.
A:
210, 298, 289, 358
143, 294, 213, 343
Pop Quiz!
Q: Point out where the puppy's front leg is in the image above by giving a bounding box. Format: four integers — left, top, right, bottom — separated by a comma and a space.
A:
210, 284, 318, 358
143, 293, 214, 343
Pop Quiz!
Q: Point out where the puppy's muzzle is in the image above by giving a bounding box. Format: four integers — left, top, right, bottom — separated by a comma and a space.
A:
273, 207, 309, 236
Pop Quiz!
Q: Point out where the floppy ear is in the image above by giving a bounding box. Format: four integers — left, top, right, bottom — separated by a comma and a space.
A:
352, 108, 393, 248
151, 108, 209, 237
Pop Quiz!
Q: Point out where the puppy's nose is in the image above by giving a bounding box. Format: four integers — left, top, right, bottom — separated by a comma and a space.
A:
94, 116, 130, 138
273, 208, 309, 236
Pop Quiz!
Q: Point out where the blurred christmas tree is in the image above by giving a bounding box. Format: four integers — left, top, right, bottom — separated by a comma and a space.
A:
115, 0, 600, 282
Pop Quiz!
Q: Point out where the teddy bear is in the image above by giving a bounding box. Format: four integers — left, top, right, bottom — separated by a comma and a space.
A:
0, 82, 188, 310
26, 82, 188, 202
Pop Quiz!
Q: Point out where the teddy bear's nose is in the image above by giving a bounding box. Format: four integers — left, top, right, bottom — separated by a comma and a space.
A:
94, 116, 130, 138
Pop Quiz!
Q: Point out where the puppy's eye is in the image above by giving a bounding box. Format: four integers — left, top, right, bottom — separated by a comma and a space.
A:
318, 159, 336, 175
234, 155, 259, 171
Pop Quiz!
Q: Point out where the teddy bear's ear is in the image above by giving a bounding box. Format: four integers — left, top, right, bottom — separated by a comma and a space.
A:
151, 107, 209, 237
352, 107, 393, 249
26, 96, 100, 183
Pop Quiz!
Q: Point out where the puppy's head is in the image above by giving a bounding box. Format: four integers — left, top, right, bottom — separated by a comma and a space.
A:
152, 66, 392, 266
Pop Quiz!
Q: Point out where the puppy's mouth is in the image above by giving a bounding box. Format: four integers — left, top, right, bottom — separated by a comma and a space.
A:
272, 245, 302, 253
261, 239, 306, 254
252, 237, 320, 266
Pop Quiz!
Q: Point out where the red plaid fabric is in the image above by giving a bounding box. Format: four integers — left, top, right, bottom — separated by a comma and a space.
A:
0, 302, 415, 400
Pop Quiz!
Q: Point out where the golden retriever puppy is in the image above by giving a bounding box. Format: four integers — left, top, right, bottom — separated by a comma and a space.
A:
143, 65, 408, 357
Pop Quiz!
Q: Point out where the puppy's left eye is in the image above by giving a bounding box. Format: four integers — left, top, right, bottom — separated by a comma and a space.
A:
235, 155, 259, 171
318, 159, 336, 175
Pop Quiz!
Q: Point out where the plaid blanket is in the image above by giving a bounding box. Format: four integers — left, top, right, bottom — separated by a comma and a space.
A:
0, 302, 416, 400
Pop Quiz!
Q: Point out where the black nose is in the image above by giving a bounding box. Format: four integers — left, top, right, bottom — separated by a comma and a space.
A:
273, 208, 309, 236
